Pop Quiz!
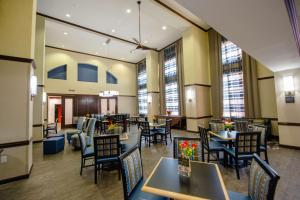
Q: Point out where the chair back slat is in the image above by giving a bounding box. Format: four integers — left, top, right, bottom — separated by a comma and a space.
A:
77, 117, 86, 131
139, 121, 150, 135
252, 124, 267, 146
119, 146, 143, 200
235, 131, 261, 156
199, 126, 210, 150
235, 120, 249, 132
249, 154, 280, 200
165, 119, 172, 134
94, 135, 120, 159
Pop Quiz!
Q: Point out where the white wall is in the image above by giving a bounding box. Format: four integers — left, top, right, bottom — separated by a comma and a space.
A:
275, 68, 300, 147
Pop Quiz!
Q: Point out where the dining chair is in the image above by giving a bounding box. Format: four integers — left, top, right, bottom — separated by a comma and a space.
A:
93, 134, 121, 184
199, 126, 224, 163
44, 118, 58, 136
78, 132, 94, 175
224, 131, 261, 179
173, 137, 201, 161
252, 124, 269, 163
119, 146, 168, 200
86, 118, 97, 146
235, 120, 249, 132
229, 153, 280, 200
208, 121, 229, 145
66, 116, 86, 144
155, 119, 172, 145
139, 121, 157, 147
99, 120, 109, 134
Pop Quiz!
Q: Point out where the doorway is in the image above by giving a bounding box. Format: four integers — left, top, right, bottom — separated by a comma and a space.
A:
48, 96, 62, 129
62, 96, 74, 128
99, 97, 118, 114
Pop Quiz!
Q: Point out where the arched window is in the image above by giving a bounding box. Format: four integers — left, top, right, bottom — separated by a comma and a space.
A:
47, 64, 67, 80
106, 71, 118, 84
78, 63, 98, 83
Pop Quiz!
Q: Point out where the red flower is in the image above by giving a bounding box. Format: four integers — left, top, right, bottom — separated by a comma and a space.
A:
192, 143, 197, 148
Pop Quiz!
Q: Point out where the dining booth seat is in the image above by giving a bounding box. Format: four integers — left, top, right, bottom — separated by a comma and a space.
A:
43, 137, 65, 154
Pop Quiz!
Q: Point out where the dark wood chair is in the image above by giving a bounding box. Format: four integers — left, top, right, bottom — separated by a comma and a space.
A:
78, 132, 94, 175
173, 137, 201, 161
93, 135, 120, 184
252, 124, 269, 163
235, 120, 249, 132
43, 118, 58, 136
224, 131, 261, 179
99, 120, 109, 134
155, 119, 172, 145
198, 126, 224, 163
119, 146, 167, 200
139, 121, 157, 147
229, 154, 280, 200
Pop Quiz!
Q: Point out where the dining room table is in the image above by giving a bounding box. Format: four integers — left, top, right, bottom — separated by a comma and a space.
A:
142, 157, 229, 200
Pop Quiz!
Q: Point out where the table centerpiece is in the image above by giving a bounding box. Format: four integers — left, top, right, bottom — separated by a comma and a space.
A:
178, 140, 197, 177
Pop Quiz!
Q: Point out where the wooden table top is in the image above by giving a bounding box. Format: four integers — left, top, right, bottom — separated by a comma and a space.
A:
142, 157, 229, 200
209, 130, 237, 141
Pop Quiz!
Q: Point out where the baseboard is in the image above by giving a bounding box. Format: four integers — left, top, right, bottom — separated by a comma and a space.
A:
279, 144, 300, 150
33, 140, 43, 144
0, 164, 33, 185
186, 129, 198, 133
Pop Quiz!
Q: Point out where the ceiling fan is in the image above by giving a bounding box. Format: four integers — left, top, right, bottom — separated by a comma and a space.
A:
131, 1, 157, 52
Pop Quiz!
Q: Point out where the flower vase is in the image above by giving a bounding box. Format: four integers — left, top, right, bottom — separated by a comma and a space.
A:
178, 156, 191, 177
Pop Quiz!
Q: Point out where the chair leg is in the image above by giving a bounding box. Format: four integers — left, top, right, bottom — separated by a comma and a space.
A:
207, 152, 210, 163
118, 168, 121, 180
80, 158, 83, 175
94, 163, 97, 184
235, 159, 240, 180
264, 150, 269, 164
165, 134, 167, 145
201, 146, 205, 162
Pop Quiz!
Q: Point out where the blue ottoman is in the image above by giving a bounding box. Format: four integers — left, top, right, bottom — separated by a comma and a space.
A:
47, 133, 65, 142
43, 137, 65, 154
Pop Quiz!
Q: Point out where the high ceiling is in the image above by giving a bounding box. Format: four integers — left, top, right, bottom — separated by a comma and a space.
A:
174, 0, 300, 72
37, 0, 209, 63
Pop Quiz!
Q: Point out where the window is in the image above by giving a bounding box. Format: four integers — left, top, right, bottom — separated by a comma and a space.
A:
137, 60, 147, 114
106, 71, 118, 84
47, 64, 67, 80
221, 39, 245, 118
78, 63, 98, 83
163, 45, 179, 116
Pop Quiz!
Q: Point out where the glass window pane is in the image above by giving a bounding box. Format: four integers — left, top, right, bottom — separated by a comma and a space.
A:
137, 61, 147, 114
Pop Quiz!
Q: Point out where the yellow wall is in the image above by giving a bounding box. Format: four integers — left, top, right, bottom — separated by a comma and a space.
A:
182, 26, 210, 85
0, 0, 36, 58
45, 47, 136, 95
182, 26, 211, 131
45, 47, 137, 115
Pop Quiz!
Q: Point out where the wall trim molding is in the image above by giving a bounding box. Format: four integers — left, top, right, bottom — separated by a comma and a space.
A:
184, 83, 211, 88
159, 38, 182, 51
0, 164, 33, 185
147, 91, 160, 94
278, 122, 300, 126
46, 45, 136, 65
0, 54, 36, 69
279, 144, 300, 150
186, 115, 213, 119
152, 0, 209, 32
257, 76, 274, 81
33, 140, 43, 144
33, 124, 43, 127
118, 95, 136, 98
0, 139, 32, 149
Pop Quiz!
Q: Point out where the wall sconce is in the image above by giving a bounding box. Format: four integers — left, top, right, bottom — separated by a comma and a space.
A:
283, 76, 295, 103
30, 76, 37, 98
148, 94, 152, 104
43, 92, 47, 103
186, 89, 193, 103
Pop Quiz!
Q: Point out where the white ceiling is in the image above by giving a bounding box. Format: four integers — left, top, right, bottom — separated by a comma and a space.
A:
174, 0, 300, 72
37, 0, 209, 63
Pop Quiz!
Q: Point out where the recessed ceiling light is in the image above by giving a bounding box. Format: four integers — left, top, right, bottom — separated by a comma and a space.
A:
144, 40, 148, 44
162, 26, 167, 30
95, 52, 98, 55
130, 50, 135, 54
111, 29, 116, 33
62, 45, 65, 48
64, 32, 68, 35
120, 57, 124, 60
126, 9, 131, 13
102, 42, 107, 46
65, 13, 71, 18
